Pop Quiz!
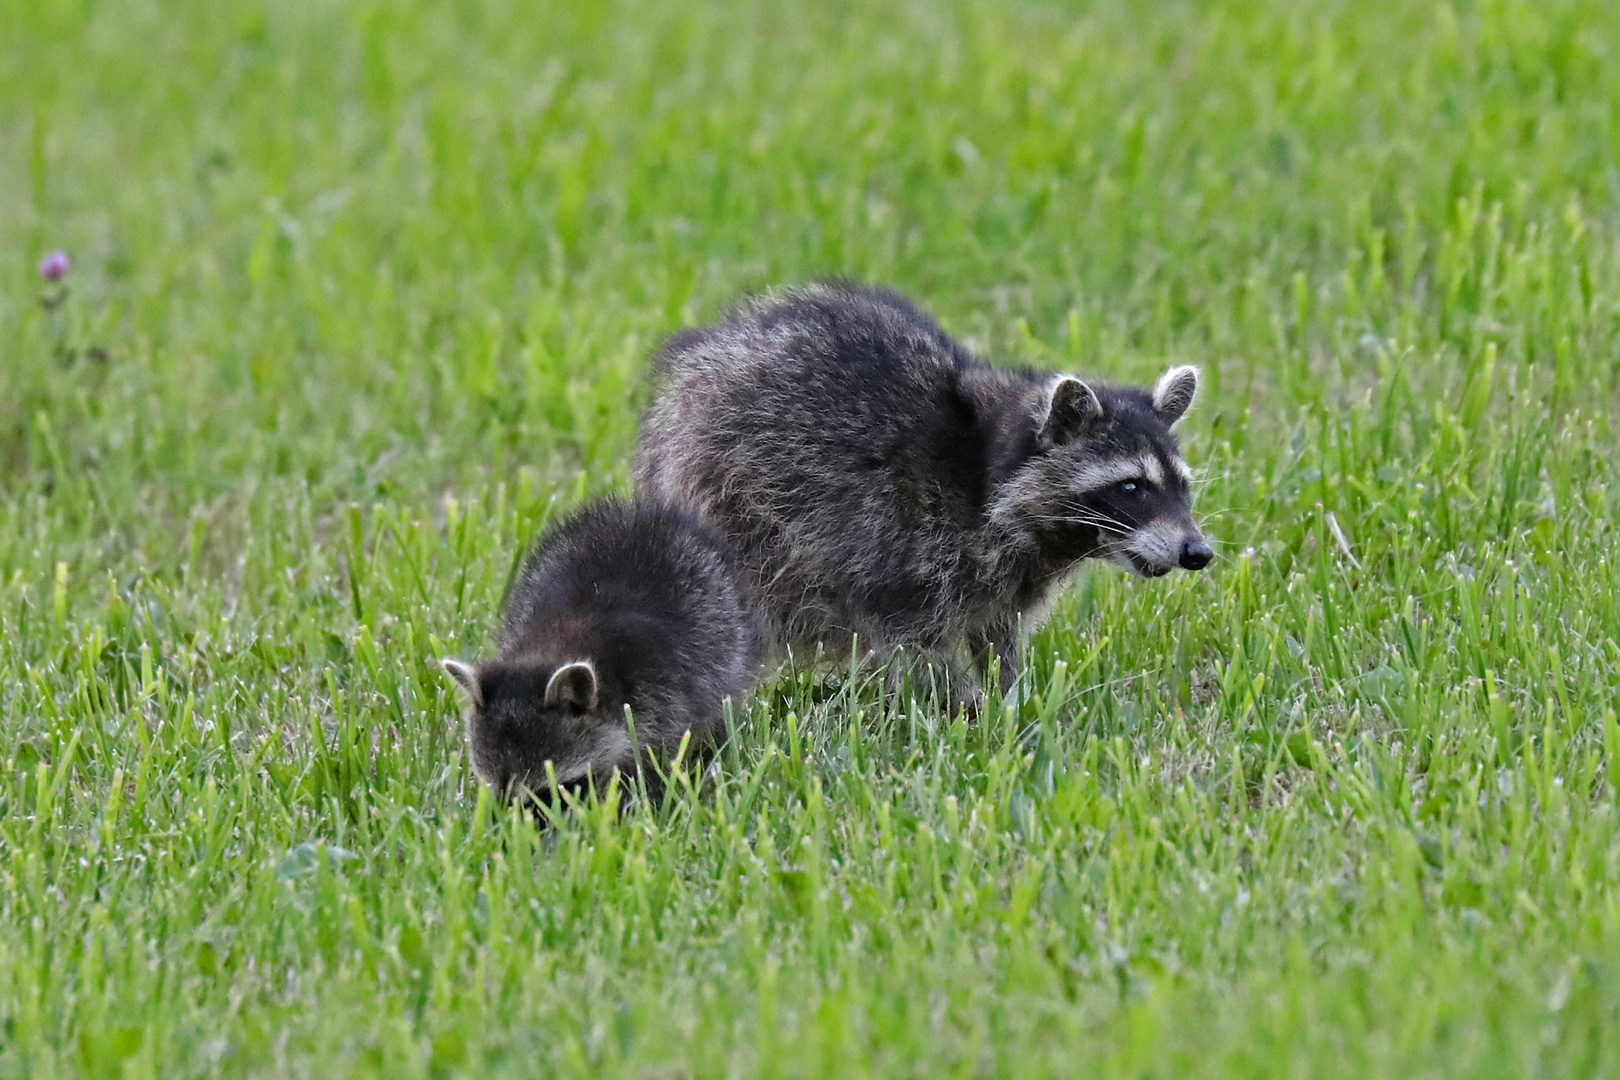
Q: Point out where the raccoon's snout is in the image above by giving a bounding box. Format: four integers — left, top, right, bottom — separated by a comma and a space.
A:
1119, 518, 1210, 577
1180, 537, 1213, 571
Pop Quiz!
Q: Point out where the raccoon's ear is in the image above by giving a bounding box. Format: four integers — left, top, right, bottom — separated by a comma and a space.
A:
442, 659, 483, 709
1152, 365, 1199, 425
545, 660, 599, 713
1037, 376, 1102, 449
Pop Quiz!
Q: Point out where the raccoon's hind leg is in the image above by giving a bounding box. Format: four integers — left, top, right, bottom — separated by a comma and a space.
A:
877, 643, 984, 717
969, 618, 1023, 698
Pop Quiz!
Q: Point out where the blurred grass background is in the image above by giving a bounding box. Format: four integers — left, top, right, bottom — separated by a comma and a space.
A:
4, 0, 1620, 1076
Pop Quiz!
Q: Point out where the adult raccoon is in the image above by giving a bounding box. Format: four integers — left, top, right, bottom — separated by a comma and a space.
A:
636, 282, 1210, 705
444, 499, 762, 806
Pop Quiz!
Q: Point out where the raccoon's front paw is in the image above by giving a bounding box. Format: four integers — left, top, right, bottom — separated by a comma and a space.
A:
953, 679, 986, 722
880, 648, 980, 717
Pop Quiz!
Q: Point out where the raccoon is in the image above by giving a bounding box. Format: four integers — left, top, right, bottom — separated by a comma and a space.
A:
635, 282, 1211, 705
442, 499, 763, 806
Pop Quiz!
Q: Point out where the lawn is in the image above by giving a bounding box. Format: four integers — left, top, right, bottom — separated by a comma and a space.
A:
5, 0, 1620, 1075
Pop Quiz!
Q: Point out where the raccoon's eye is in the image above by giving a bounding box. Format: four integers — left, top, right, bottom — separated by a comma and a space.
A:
1119, 479, 1146, 495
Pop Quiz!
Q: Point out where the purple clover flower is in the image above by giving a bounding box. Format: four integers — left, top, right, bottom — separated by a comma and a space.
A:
38, 250, 70, 283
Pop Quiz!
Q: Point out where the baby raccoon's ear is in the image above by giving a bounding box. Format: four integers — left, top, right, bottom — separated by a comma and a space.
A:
1037, 376, 1102, 449
442, 659, 483, 709
544, 660, 599, 713
1151, 365, 1199, 425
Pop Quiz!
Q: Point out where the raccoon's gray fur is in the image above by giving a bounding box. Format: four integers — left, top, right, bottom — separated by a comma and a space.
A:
443, 499, 763, 806
635, 282, 1211, 704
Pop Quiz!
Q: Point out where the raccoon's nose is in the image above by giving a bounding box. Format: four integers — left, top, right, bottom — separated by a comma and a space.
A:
1179, 537, 1213, 571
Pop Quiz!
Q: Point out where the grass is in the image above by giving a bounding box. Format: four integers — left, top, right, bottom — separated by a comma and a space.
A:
5, 0, 1620, 1074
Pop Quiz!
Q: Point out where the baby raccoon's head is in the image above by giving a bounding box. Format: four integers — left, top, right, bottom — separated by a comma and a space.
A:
442, 657, 636, 806
997, 365, 1212, 578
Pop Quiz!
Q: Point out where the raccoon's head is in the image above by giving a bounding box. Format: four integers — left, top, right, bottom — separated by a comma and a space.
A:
995, 364, 1212, 577
442, 657, 638, 806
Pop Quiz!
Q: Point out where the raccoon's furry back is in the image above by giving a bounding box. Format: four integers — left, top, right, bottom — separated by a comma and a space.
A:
500, 499, 764, 741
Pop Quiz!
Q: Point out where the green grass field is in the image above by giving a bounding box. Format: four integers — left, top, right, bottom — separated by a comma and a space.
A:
6, 0, 1620, 1075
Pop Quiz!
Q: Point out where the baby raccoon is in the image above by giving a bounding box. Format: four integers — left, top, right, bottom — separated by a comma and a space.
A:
636, 282, 1211, 704
443, 499, 762, 806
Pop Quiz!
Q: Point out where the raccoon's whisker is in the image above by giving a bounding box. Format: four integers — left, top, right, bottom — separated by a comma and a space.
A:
1073, 523, 1132, 538
1062, 506, 1129, 523
1055, 504, 1133, 531
1053, 507, 1129, 525
1049, 514, 1132, 537
1079, 519, 1134, 537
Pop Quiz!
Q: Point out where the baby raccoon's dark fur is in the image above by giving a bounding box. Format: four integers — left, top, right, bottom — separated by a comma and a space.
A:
443, 499, 763, 806
636, 282, 1211, 704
